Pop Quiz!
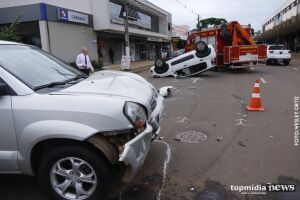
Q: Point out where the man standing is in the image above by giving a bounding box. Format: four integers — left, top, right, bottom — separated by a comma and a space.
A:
76, 47, 94, 75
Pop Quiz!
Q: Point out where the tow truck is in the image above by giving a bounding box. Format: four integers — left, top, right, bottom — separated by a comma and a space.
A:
185, 21, 267, 69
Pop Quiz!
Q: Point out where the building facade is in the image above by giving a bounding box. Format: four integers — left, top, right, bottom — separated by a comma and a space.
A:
258, 0, 300, 51
171, 25, 189, 50
0, 0, 172, 64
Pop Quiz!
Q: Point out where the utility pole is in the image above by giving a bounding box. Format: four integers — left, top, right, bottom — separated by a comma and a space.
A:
120, 0, 131, 70
197, 14, 201, 31
124, 0, 130, 59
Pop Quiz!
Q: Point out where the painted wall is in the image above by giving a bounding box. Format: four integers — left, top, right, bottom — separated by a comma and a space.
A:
47, 21, 97, 63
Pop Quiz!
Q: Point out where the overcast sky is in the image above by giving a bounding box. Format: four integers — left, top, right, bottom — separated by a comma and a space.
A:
147, 0, 287, 31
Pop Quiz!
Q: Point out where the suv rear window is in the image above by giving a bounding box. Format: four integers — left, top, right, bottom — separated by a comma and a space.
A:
269, 45, 286, 50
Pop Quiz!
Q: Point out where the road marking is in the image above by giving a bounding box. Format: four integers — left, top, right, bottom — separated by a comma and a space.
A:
292, 67, 298, 71
155, 140, 171, 200
192, 78, 199, 84
235, 119, 246, 127
260, 77, 266, 84
176, 117, 189, 123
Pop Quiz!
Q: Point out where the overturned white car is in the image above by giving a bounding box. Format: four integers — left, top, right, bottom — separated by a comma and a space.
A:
150, 41, 216, 78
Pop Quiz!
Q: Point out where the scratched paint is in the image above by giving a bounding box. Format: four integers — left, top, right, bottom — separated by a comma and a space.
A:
155, 140, 171, 200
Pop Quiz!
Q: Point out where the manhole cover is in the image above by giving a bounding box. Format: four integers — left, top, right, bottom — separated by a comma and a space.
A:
176, 131, 208, 143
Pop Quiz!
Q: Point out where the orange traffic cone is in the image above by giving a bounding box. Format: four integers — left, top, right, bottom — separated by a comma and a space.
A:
246, 80, 265, 111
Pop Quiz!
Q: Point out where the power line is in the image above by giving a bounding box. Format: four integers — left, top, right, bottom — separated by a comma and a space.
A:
173, 0, 202, 18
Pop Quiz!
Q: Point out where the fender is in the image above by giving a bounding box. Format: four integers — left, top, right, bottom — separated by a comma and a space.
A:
17, 120, 99, 175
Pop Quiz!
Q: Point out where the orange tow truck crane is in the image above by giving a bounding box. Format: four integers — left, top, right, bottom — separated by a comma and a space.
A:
185, 21, 267, 69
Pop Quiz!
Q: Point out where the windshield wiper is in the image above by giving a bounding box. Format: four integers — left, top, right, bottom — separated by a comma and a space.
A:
51, 67, 75, 76
64, 74, 87, 83
34, 81, 68, 91
34, 75, 87, 91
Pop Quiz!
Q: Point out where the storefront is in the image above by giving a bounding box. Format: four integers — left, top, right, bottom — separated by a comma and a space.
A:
0, 0, 172, 64
97, 32, 170, 65
172, 37, 187, 51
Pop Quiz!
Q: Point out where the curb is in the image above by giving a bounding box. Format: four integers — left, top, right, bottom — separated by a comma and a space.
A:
100, 64, 153, 74
131, 64, 153, 73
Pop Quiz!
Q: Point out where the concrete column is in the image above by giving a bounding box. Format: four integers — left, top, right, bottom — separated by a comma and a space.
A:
39, 20, 51, 53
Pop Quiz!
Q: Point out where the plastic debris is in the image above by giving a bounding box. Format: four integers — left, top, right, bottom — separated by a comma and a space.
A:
238, 141, 246, 147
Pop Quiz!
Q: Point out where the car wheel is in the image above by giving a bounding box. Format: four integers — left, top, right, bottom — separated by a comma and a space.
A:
283, 60, 290, 66
38, 144, 112, 200
155, 58, 165, 68
195, 41, 211, 58
154, 58, 169, 74
195, 41, 208, 54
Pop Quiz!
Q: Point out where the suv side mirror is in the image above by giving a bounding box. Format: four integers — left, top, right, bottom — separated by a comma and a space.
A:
0, 83, 8, 95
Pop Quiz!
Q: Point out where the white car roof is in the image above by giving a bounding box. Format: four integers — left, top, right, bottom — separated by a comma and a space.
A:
0, 40, 19, 45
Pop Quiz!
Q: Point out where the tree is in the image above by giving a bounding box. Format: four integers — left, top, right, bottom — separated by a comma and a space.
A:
0, 14, 22, 42
197, 17, 227, 31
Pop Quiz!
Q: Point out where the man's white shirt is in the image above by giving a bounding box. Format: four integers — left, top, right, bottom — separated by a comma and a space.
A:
76, 53, 94, 71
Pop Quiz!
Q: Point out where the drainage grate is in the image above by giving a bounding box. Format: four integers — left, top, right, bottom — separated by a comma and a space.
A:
175, 131, 208, 143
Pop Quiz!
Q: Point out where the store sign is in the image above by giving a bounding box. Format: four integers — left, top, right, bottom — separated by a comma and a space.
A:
57, 8, 89, 24
147, 37, 163, 42
172, 37, 180, 42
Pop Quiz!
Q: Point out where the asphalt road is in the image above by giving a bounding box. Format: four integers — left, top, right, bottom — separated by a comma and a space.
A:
1, 57, 300, 200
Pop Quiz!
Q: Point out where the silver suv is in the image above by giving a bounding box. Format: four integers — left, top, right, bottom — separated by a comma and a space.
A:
0, 41, 165, 200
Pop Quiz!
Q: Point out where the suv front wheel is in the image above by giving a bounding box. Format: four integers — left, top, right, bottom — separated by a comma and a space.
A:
38, 143, 112, 200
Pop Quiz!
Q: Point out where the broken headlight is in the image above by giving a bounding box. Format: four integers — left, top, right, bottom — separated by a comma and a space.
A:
124, 102, 147, 133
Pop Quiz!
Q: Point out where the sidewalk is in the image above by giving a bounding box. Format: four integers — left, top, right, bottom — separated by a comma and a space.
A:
292, 53, 300, 60
102, 60, 154, 73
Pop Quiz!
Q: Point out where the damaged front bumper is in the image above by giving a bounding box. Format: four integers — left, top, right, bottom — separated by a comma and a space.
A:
119, 95, 164, 182
119, 124, 153, 182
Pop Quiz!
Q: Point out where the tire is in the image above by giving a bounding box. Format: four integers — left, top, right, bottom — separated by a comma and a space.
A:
195, 41, 211, 58
154, 58, 165, 68
266, 60, 271, 65
38, 143, 112, 200
154, 58, 169, 74
195, 41, 208, 54
283, 60, 290, 66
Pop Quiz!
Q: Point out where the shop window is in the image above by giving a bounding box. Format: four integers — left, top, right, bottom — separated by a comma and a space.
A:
109, 0, 152, 30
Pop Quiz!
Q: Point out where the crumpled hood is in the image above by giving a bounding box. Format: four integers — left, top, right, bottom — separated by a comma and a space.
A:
55, 70, 154, 102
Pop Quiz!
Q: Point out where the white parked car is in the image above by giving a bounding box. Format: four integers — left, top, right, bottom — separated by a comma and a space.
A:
150, 41, 216, 78
0, 40, 166, 200
266, 45, 291, 65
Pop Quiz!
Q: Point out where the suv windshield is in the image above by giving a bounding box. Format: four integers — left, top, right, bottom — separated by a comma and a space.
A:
0, 45, 86, 90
